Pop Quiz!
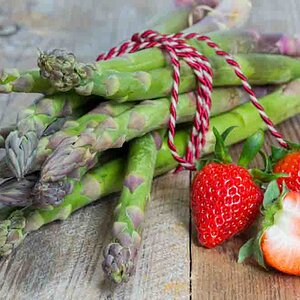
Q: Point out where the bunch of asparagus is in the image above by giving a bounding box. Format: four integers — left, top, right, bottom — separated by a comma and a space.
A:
0, 0, 300, 285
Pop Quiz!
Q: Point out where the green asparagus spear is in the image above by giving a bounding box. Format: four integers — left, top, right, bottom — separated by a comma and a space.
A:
1, 80, 300, 256
103, 130, 165, 284
0, 85, 264, 179
184, 0, 251, 34
34, 85, 267, 204
37, 53, 300, 99
149, 0, 220, 34
5, 93, 93, 179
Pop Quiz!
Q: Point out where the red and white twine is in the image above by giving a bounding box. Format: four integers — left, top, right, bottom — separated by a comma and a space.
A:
96, 30, 287, 171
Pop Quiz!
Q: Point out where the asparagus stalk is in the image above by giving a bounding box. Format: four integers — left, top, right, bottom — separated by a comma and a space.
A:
36, 53, 300, 99
34, 85, 269, 204
184, 0, 251, 34
150, 0, 220, 34
103, 130, 165, 284
1, 81, 300, 256
5, 93, 93, 179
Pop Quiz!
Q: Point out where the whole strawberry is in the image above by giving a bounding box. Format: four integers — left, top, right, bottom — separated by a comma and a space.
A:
191, 128, 265, 248
272, 149, 300, 191
239, 183, 300, 275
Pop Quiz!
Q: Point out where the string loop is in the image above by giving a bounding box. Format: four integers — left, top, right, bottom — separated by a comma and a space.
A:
97, 30, 287, 171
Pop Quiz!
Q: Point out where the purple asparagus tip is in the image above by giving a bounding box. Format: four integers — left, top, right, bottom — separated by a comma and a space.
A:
32, 180, 71, 208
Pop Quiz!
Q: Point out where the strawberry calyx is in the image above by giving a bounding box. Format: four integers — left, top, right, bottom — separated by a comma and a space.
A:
270, 141, 300, 166
196, 127, 265, 171
270, 142, 300, 192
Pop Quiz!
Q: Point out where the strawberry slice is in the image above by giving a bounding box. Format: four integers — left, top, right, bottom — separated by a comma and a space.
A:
239, 186, 300, 276
261, 191, 300, 275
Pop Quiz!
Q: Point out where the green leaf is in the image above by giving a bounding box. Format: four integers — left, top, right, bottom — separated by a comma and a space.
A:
253, 232, 267, 269
213, 127, 233, 163
238, 130, 264, 168
195, 159, 209, 171
270, 146, 288, 164
251, 169, 288, 184
263, 180, 280, 209
259, 150, 272, 173
221, 126, 237, 141
238, 237, 255, 263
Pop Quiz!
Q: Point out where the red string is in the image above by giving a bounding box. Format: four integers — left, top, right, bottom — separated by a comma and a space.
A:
96, 30, 288, 171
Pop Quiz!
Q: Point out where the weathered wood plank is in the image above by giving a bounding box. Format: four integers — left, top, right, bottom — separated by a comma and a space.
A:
191, 0, 300, 299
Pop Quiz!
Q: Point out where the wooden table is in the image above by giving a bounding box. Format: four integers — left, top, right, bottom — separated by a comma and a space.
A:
0, 0, 299, 299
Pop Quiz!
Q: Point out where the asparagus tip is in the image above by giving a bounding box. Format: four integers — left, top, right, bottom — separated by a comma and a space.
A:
5, 130, 38, 179
102, 242, 135, 284
0, 175, 37, 207
0, 210, 27, 257
32, 180, 71, 208
37, 49, 96, 93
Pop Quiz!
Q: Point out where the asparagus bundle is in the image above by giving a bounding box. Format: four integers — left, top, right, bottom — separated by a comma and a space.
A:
5, 93, 92, 179
33, 85, 271, 204
1, 80, 300, 256
103, 130, 165, 284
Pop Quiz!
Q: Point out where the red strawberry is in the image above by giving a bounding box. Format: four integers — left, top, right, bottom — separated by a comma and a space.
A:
191, 128, 265, 248
239, 186, 300, 276
273, 151, 300, 192
192, 163, 263, 248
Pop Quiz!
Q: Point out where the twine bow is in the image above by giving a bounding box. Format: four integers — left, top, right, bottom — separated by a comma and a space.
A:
97, 30, 287, 171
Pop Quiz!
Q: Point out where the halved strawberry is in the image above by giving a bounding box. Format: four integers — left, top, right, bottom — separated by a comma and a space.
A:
239, 183, 300, 275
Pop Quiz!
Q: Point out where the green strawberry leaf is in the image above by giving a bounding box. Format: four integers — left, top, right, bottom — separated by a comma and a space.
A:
251, 169, 288, 184
238, 130, 264, 168
221, 126, 237, 141
259, 150, 272, 173
270, 146, 288, 164
253, 231, 267, 269
195, 159, 209, 171
213, 127, 234, 163
263, 180, 280, 209
238, 237, 255, 263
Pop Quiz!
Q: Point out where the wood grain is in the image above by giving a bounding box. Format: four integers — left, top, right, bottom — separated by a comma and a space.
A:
0, 0, 299, 299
